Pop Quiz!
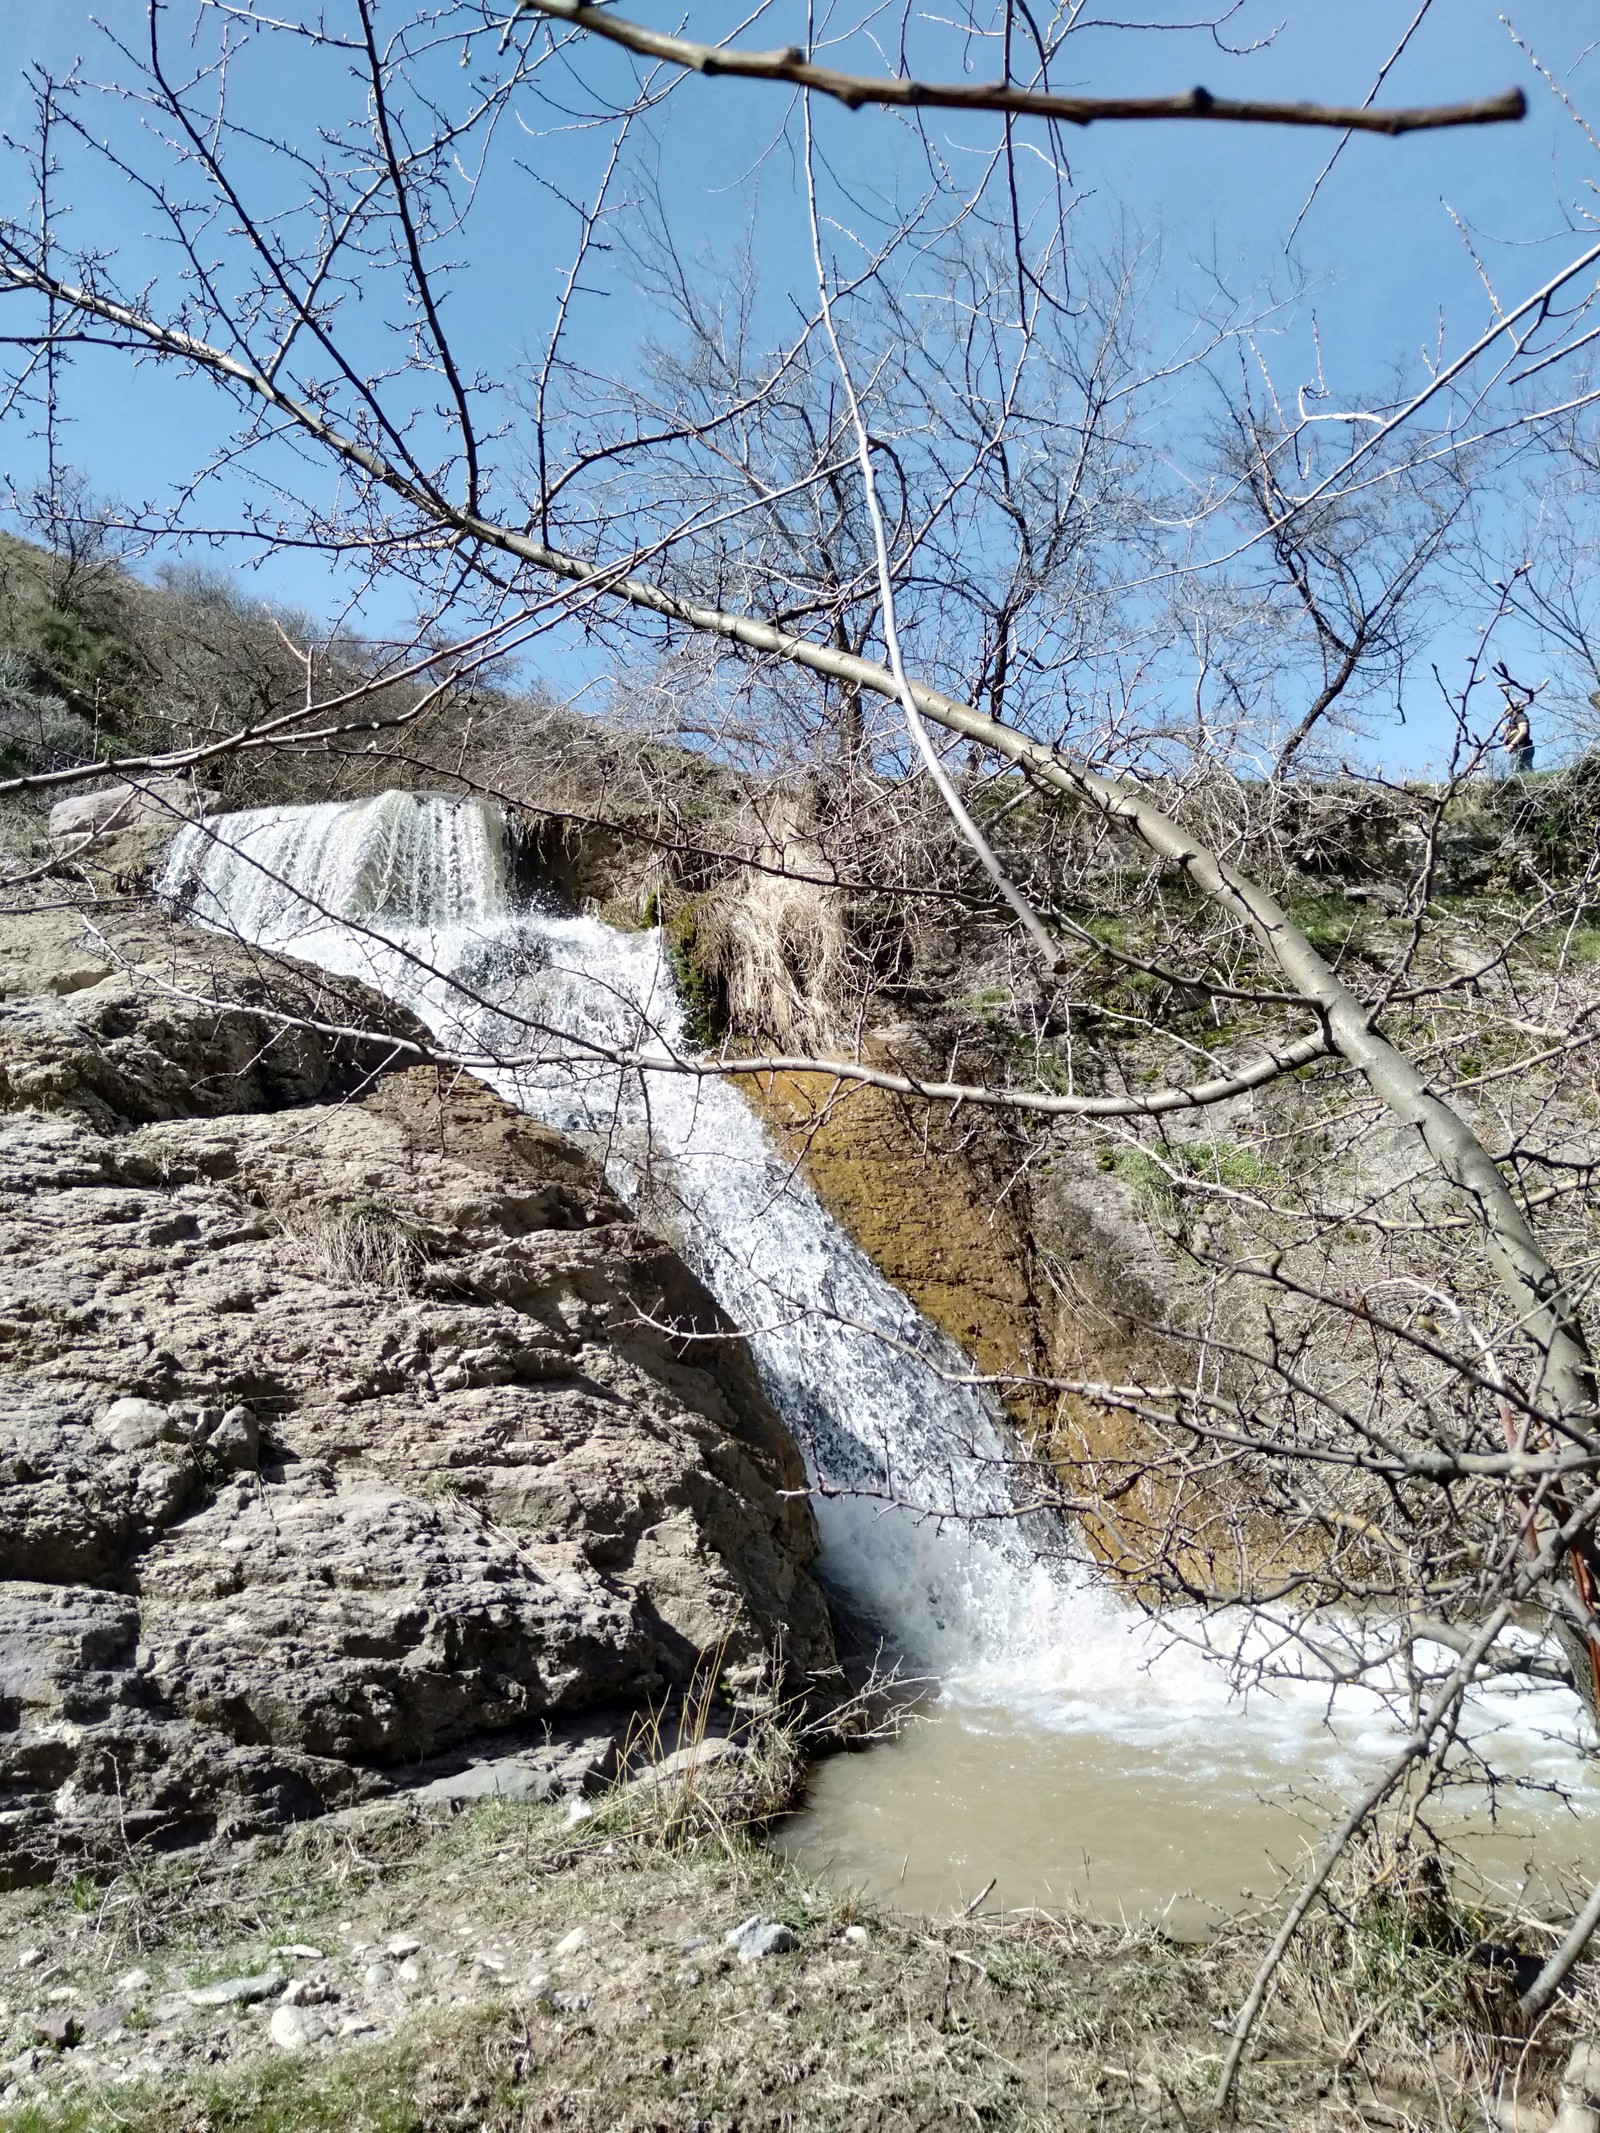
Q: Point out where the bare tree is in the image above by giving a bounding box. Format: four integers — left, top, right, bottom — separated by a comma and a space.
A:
6, 2, 1600, 2110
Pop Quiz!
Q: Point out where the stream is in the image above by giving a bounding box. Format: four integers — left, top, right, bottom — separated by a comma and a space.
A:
161, 789, 1600, 1928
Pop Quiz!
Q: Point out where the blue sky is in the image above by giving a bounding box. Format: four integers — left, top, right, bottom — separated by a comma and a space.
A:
3, 2, 1599, 768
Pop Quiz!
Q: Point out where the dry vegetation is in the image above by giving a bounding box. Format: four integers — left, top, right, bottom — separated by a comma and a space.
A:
2, 1725, 1598, 2133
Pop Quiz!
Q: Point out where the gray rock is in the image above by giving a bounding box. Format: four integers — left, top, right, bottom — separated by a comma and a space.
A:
723, 1914, 800, 1962
206, 1405, 259, 1470
280, 1978, 338, 2007
362, 1962, 393, 1988
95, 1398, 181, 1453
49, 778, 220, 845
268, 2003, 330, 2052
542, 1989, 591, 2014
385, 1936, 421, 1959
31, 2009, 81, 2050
408, 1730, 617, 1807
635, 1736, 744, 1788
186, 1970, 286, 2009
394, 1958, 426, 1988
0, 914, 835, 1888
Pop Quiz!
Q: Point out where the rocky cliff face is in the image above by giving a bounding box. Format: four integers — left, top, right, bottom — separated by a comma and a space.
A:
0, 899, 835, 1886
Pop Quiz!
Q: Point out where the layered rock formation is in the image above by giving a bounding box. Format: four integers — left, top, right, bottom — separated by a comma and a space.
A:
0, 900, 834, 1885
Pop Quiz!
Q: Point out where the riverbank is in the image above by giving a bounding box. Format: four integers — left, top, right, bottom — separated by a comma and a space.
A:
0, 1737, 1586, 2133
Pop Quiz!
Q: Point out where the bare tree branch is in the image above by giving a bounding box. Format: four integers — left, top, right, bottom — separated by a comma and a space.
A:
515, 0, 1525, 136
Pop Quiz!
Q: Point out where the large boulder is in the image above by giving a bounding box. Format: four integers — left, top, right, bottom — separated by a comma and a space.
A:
0, 907, 835, 1882
48, 775, 220, 846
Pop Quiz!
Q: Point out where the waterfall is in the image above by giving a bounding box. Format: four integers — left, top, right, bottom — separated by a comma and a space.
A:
161, 790, 1085, 1681
159, 793, 1586, 1771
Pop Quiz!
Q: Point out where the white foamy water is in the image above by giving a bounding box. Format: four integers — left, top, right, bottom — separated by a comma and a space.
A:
159, 790, 1599, 1907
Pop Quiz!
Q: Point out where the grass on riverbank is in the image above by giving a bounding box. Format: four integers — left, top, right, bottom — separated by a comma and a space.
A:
1, 1743, 1595, 2133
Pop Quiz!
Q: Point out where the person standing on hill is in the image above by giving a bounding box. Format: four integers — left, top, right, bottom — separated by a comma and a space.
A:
1503, 699, 1534, 775
1495, 664, 1540, 775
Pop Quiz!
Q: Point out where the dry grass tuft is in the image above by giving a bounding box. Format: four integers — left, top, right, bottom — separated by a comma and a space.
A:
676, 796, 854, 1050
274, 1193, 441, 1295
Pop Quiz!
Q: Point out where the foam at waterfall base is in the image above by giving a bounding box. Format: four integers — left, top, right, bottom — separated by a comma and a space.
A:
158, 795, 1594, 1793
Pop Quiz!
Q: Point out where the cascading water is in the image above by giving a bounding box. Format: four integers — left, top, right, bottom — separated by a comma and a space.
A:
160, 790, 1599, 1918
162, 790, 1094, 1679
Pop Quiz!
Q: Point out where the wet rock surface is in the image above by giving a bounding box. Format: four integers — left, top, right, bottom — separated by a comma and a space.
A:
0, 901, 835, 1884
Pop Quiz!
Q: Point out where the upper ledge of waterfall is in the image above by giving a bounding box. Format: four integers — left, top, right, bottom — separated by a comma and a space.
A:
0, 890, 836, 1886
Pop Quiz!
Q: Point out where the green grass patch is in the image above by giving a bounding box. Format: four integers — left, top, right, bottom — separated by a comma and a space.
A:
1098, 1138, 1281, 1222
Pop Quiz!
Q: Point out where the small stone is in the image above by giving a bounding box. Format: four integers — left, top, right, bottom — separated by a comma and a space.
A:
187, 1969, 286, 2009
338, 2016, 376, 2038
32, 2009, 81, 2050
564, 1798, 594, 1827
723, 1915, 799, 1962
280, 1978, 338, 2007
96, 1397, 181, 1453
271, 1944, 324, 1963
385, 1935, 421, 1959
16, 1951, 43, 1972
544, 1989, 590, 2014
208, 1406, 259, 1470
550, 1927, 587, 1960
472, 1953, 505, 1973
175, 1405, 222, 1444
115, 1969, 152, 1995
395, 1958, 425, 1988
841, 1925, 869, 1946
362, 1962, 393, 1989
268, 2003, 329, 2052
